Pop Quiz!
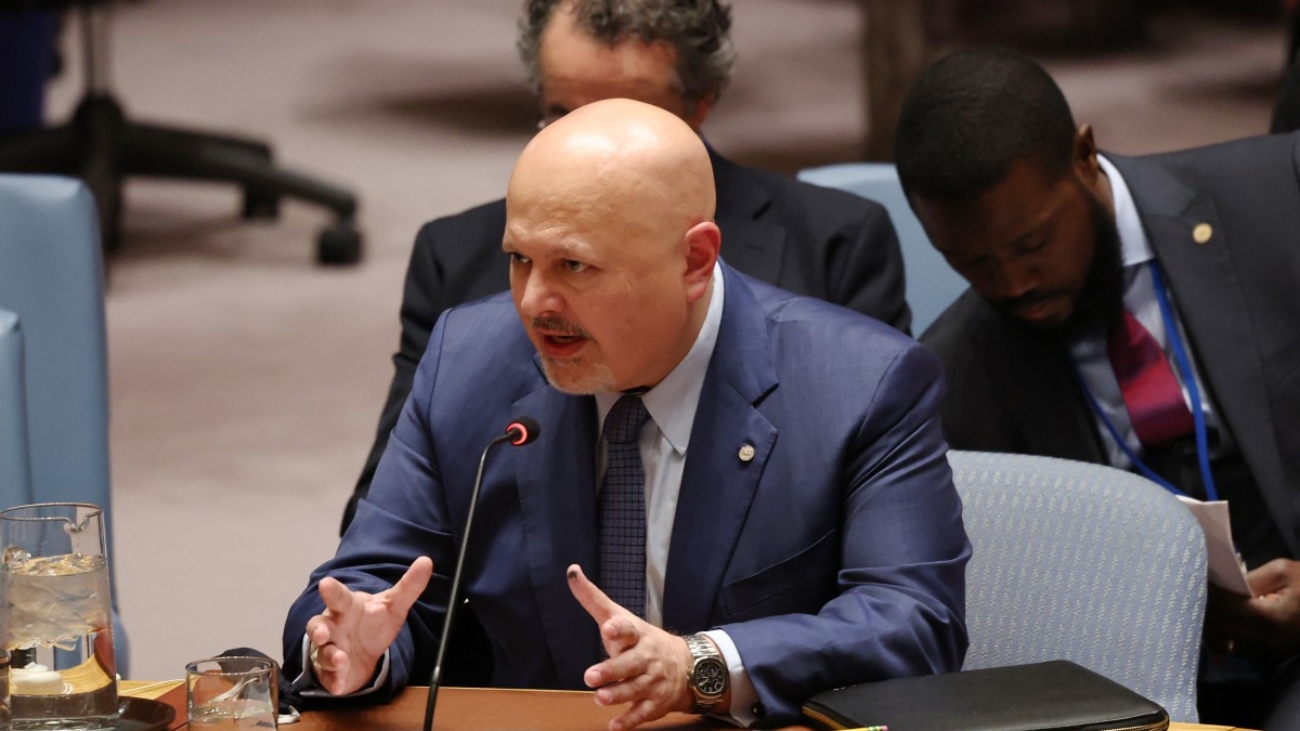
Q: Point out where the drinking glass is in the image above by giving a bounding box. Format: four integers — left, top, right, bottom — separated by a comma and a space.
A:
186, 657, 277, 730
1, 503, 117, 731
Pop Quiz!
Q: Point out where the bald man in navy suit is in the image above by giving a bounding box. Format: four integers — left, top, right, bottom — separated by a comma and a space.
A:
286, 99, 967, 731
342, 0, 910, 533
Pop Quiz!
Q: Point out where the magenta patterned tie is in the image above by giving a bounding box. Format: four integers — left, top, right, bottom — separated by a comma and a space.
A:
1107, 309, 1195, 449
598, 395, 651, 619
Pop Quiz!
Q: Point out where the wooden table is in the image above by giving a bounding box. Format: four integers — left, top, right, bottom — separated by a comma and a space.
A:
120, 682, 1250, 731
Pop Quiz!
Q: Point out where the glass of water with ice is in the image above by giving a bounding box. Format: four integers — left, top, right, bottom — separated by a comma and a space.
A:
186, 657, 277, 730
1, 503, 117, 731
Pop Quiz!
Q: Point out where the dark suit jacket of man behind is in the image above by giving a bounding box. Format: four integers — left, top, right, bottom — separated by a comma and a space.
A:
290, 263, 968, 726
922, 132, 1300, 561
343, 149, 911, 531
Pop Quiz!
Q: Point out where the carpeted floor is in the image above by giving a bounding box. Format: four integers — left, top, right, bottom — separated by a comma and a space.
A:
38, 0, 1287, 680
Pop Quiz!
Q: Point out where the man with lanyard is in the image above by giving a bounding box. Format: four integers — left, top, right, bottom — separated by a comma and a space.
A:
892, 47, 1300, 730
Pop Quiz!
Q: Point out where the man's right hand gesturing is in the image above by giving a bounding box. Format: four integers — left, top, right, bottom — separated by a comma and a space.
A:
305, 556, 434, 695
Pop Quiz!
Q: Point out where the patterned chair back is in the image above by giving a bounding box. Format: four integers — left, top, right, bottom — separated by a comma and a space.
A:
951, 450, 1206, 722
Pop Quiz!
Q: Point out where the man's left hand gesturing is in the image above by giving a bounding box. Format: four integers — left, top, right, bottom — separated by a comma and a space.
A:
566, 564, 697, 731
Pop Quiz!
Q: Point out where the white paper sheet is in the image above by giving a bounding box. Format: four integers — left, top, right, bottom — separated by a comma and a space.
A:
1176, 496, 1252, 595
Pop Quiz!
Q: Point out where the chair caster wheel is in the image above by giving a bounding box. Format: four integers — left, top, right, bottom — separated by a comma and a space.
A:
317, 223, 362, 265
242, 192, 281, 220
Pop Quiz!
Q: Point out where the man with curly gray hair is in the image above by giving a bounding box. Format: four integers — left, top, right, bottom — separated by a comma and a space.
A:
518, 0, 735, 127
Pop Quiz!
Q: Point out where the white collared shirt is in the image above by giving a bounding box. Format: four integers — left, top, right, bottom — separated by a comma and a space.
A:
592, 263, 758, 726
593, 263, 724, 628
1071, 155, 1220, 467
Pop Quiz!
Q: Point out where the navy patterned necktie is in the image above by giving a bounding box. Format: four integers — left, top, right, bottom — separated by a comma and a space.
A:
598, 394, 652, 619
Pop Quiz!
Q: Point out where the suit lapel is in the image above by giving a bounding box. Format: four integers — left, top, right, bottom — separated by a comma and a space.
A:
512, 373, 602, 683
1112, 154, 1297, 552
711, 149, 787, 285
662, 266, 779, 632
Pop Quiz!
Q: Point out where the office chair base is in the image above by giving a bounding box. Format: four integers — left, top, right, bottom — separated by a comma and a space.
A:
0, 93, 361, 264
318, 220, 363, 265
242, 191, 281, 221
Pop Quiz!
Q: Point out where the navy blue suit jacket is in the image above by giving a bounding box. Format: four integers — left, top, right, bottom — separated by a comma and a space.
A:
285, 264, 969, 725
344, 150, 910, 531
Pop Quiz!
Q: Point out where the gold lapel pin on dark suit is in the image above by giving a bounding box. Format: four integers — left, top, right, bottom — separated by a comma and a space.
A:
1193, 222, 1213, 244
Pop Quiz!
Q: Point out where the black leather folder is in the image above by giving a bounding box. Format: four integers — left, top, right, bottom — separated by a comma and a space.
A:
802, 660, 1169, 731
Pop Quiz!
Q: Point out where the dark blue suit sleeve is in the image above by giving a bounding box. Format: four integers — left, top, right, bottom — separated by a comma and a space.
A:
283, 315, 458, 696
721, 344, 969, 724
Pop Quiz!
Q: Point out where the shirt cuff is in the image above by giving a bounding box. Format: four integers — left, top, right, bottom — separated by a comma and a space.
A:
291, 635, 391, 698
701, 629, 759, 728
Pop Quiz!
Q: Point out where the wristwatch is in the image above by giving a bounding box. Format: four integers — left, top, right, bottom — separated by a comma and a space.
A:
684, 634, 728, 714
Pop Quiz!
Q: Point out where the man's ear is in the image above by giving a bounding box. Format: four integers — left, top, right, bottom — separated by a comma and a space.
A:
1072, 123, 1101, 183
682, 221, 721, 304
685, 93, 717, 131
1072, 123, 1115, 212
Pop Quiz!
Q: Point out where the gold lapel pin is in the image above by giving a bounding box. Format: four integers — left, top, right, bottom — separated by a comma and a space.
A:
1192, 222, 1213, 245
738, 444, 755, 462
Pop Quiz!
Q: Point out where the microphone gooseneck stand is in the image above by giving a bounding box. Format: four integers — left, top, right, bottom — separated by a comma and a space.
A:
423, 417, 539, 731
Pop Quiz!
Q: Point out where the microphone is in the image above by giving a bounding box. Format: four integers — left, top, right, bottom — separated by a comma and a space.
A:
423, 417, 541, 731
504, 416, 541, 447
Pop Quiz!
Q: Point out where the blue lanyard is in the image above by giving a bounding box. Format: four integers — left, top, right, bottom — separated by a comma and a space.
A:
1075, 262, 1219, 502
1150, 264, 1218, 502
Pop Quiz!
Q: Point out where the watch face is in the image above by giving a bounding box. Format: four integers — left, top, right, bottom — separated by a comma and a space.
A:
695, 659, 727, 697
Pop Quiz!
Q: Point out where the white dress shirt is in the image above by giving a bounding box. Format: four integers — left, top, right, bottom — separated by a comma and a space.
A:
1070, 155, 1221, 468
593, 263, 757, 726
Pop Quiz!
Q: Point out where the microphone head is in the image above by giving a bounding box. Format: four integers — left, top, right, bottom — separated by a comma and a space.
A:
505, 416, 541, 446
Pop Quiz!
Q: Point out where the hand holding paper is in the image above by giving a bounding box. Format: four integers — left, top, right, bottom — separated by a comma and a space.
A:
1175, 496, 1251, 595
1206, 558, 1300, 662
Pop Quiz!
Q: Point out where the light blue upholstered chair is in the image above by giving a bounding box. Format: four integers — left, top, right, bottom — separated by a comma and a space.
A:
949, 450, 1206, 722
0, 308, 34, 508
797, 163, 968, 335
0, 173, 128, 676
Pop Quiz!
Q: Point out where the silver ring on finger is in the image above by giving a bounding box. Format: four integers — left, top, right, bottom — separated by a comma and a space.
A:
309, 643, 325, 671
